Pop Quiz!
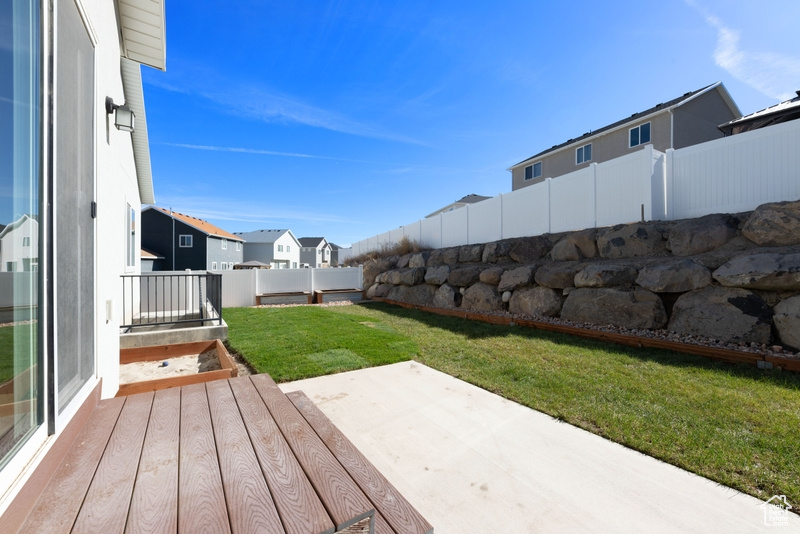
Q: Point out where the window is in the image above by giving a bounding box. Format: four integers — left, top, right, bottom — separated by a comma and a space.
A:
286, 245, 290, 252
221, 238, 227, 250
179, 234, 193, 247
576, 143, 592, 164
22, 236, 30, 246
212, 262, 217, 270
630, 122, 651, 147
126, 204, 135, 268
277, 244, 283, 252
236, 242, 241, 251
524, 162, 542, 181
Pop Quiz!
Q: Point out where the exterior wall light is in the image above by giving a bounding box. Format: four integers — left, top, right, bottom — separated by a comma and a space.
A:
105, 96, 135, 132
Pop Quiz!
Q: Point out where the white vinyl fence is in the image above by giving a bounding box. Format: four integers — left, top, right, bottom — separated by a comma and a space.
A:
347, 119, 800, 257
221, 267, 363, 308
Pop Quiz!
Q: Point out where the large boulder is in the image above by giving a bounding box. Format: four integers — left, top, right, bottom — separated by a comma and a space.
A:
561, 288, 667, 329
400, 267, 426, 286
712, 253, 800, 290
509, 236, 550, 263
498, 266, 534, 292
667, 286, 773, 345
482, 241, 512, 263
742, 200, 800, 246
459, 244, 484, 263
550, 229, 598, 261
362, 257, 395, 287
427, 247, 460, 267
384, 269, 403, 285
396, 254, 411, 269
574, 263, 638, 288
597, 223, 667, 259
774, 296, 800, 351
461, 283, 503, 312
479, 266, 505, 286
433, 283, 462, 309
508, 287, 562, 317
635, 259, 711, 293
534, 262, 582, 289
447, 266, 483, 288
668, 213, 739, 256
408, 252, 430, 268
386, 284, 436, 307
424, 265, 450, 285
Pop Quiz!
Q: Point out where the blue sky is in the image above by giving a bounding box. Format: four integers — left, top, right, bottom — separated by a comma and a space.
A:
143, 0, 800, 247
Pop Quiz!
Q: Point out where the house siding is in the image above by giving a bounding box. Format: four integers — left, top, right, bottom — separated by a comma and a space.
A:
510, 86, 739, 191
207, 236, 243, 270
141, 210, 206, 270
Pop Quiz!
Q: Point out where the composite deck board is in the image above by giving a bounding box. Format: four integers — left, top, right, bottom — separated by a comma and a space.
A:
228, 376, 336, 534
19, 396, 126, 534
179, 383, 231, 534
250, 374, 375, 531
72, 392, 154, 533
206, 379, 285, 533
289, 391, 434, 534
126, 387, 181, 534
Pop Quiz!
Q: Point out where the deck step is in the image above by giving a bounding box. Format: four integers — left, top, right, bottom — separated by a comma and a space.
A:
287, 390, 433, 534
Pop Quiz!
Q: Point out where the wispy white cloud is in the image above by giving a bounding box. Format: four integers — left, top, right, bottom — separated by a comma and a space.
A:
687, 0, 800, 101
146, 68, 425, 145
150, 196, 353, 226
161, 142, 381, 165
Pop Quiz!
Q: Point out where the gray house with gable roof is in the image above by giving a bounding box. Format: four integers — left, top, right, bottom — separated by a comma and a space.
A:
509, 82, 741, 191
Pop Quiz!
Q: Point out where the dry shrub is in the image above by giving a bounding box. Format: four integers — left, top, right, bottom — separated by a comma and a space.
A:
345, 236, 430, 266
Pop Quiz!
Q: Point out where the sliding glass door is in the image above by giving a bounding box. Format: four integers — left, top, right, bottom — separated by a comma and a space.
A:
0, 0, 42, 468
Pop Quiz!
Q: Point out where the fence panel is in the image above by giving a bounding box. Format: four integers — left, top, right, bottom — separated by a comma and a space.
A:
403, 220, 422, 244
440, 208, 469, 247
420, 216, 442, 249
670, 119, 800, 219
221, 270, 257, 307
467, 195, 502, 244
550, 166, 595, 233
502, 183, 550, 238
388, 228, 404, 247
256, 268, 311, 294
595, 146, 659, 226
313, 267, 362, 290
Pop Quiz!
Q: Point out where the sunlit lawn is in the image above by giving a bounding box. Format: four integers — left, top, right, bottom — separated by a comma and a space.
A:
225, 302, 800, 509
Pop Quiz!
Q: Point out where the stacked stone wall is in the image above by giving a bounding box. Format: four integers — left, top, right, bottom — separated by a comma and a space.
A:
362, 200, 800, 351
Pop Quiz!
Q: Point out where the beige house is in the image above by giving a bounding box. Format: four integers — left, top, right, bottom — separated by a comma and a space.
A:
509, 82, 741, 191
425, 194, 491, 218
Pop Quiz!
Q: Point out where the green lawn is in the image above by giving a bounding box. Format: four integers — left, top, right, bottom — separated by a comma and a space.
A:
225, 302, 800, 508
0, 323, 36, 385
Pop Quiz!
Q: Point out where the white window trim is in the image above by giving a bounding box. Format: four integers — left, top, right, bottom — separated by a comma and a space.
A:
179, 234, 193, 247
212, 261, 218, 270
236, 242, 241, 251
221, 238, 227, 250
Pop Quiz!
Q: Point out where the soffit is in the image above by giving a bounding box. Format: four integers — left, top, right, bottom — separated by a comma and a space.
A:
118, 0, 166, 71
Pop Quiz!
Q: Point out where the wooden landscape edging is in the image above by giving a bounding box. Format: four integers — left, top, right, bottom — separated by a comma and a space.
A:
117, 339, 238, 397
371, 297, 800, 372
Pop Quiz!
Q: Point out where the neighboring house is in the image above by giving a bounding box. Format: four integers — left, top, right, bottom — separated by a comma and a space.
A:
233, 229, 301, 269
329, 243, 342, 266
509, 82, 741, 191
718, 90, 800, 136
140, 248, 165, 272
0, 0, 167, 522
425, 194, 491, 218
141, 207, 244, 271
0, 215, 38, 272
299, 237, 332, 268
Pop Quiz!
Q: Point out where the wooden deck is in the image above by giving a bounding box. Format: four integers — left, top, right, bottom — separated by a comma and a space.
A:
15, 374, 433, 534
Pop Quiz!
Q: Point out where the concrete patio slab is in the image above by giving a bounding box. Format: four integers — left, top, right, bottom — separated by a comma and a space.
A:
280, 361, 798, 533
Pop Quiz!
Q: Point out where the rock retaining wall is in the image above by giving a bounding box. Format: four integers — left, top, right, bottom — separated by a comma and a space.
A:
361, 200, 800, 352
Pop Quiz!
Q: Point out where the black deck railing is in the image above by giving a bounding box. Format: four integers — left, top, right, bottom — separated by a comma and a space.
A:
121, 272, 222, 330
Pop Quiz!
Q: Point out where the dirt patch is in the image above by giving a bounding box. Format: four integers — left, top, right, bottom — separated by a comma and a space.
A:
120, 350, 220, 384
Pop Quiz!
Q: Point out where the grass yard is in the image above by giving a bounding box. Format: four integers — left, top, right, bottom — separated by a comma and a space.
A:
225, 302, 800, 509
